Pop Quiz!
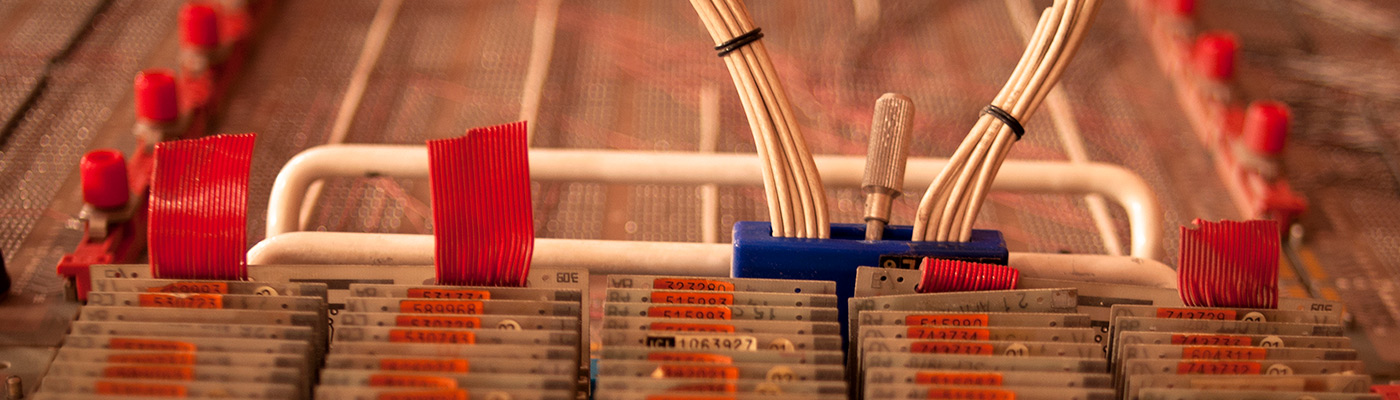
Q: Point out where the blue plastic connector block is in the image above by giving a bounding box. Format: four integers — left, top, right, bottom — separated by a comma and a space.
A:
731, 221, 1008, 342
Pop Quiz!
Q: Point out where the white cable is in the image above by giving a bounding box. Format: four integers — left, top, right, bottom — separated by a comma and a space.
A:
913, 0, 1101, 243
689, 0, 829, 238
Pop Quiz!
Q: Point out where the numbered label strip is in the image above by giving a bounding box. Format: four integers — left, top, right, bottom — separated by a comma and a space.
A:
595, 359, 845, 382
605, 275, 837, 294
601, 316, 840, 336
598, 346, 846, 366
859, 310, 1092, 328
863, 367, 1112, 388
867, 384, 1113, 400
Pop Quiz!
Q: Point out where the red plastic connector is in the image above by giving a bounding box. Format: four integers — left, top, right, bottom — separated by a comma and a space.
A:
1192, 32, 1238, 82
134, 70, 179, 122
80, 149, 130, 210
1244, 100, 1291, 156
179, 3, 221, 50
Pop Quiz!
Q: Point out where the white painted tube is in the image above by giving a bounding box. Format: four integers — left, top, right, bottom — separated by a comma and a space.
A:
246, 231, 1176, 288
266, 145, 1164, 259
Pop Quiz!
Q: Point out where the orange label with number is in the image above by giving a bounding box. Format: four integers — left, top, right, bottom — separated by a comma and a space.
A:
378, 390, 468, 400
95, 381, 188, 397
907, 328, 991, 341
395, 315, 482, 329
648, 306, 731, 320
138, 293, 223, 309
1176, 361, 1262, 374
407, 288, 491, 300
109, 338, 196, 352
399, 300, 481, 314
651, 292, 734, 305
389, 329, 476, 344
369, 374, 459, 388
658, 365, 740, 379
910, 341, 994, 355
915, 372, 1003, 386
906, 314, 990, 327
145, 282, 228, 294
927, 388, 1015, 399
654, 278, 734, 292
649, 322, 735, 333
1156, 308, 1236, 320
103, 365, 194, 380
380, 358, 470, 372
647, 352, 733, 364
1183, 346, 1267, 360
108, 352, 196, 364
1171, 334, 1252, 346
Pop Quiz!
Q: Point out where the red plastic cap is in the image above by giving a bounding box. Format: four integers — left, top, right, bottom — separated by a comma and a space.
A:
1244, 101, 1291, 156
180, 3, 221, 49
134, 70, 178, 122
1158, 0, 1195, 17
81, 149, 130, 209
1192, 32, 1238, 82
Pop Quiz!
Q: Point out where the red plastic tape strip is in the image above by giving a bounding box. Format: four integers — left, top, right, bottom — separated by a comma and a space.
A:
1178, 219, 1279, 308
148, 133, 254, 280
917, 258, 1019, 293
427, 121, 534, 286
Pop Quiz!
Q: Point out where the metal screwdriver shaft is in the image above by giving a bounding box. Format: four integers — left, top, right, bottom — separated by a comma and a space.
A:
862, 93, 915, 240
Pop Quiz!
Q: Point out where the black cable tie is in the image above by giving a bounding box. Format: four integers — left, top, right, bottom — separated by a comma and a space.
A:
715, 28, 764, 57
981, 105, 1025, 141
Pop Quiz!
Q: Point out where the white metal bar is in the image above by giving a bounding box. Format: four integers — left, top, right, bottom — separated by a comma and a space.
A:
246, 231, 1176, 288
266, 145, 1164, 260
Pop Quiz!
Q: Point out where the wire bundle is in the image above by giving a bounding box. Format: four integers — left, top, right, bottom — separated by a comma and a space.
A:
1178, 219, 1279, 309
148, 133, 255, 280
912, 0, 1101, 242
689, 0, 829, 238
916, 258, 1020, 293
427, 121, 535, 287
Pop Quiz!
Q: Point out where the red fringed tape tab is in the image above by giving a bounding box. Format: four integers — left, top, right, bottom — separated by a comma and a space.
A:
917, 258, 1019, 293
1178, 219, 1279, 309
148, 133, 255, 280
428, 121, 534, 287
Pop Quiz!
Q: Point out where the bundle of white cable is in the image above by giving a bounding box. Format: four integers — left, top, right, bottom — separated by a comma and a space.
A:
912, 0, 1101, 242
690, 0, 830, 239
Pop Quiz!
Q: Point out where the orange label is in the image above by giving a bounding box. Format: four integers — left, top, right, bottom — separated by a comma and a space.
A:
658, 365, 740, 380
95, 381, 188, 397
1171, 334, 1252, 346
1183, 346, 1267, 360
145, 282, 228, 294
927, 388, 1015, 399
651, 291, 735, 305
396, 315, 482, 329
647, 352, 733, 364
378, 390, 468, 400
669, 383, 736, 393
1176, 361, 1263, 375
103, 365, 194, 380
138, 293, 223, 309
1156, 308, 1237, 320
654, 278, 734, 292
910, 341, 995, 355
389, 329, 476, 344
648, 306, 731, 320
108, 353, 196, 365
906, 314, 990, 327
109, 338, 196, 352
649, 322, 735, 333
369, 374, 459, 388
380, 358, 470, 373
907, 328, 991, 341
408, 288, 491, 300
915, 372, 1004, 386
646, 396, 735, 400
399, 300, 482, 314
